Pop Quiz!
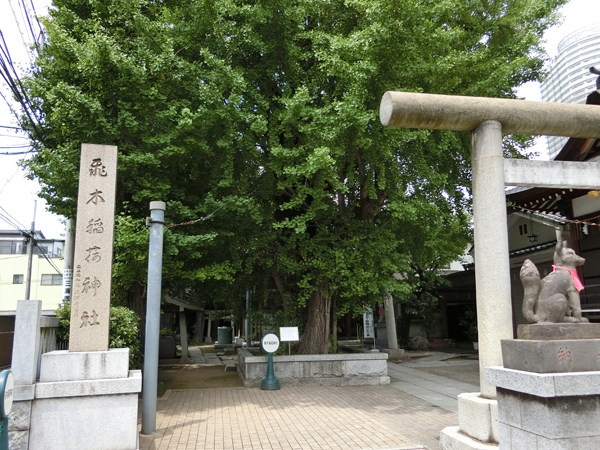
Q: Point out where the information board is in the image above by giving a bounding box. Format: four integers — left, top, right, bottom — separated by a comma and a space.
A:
279, 327, 299, 342
363, 308, 374, 339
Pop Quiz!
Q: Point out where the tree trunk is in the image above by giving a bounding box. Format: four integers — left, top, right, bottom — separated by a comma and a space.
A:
192, 311, 205, 343
324, 294, 331, 351
298, 279, 330, 354
272, 268, 290, 325
128, 279, 146, 346
384, 290, 399, 349
332, 296, 337, 350
345, 312, 351, 340
399, 313, 413, 348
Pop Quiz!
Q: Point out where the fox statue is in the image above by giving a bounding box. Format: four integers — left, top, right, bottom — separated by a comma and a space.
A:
520, 240, 589, 324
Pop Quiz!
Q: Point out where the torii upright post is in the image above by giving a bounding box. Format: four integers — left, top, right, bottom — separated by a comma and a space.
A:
380, 91, 600, 449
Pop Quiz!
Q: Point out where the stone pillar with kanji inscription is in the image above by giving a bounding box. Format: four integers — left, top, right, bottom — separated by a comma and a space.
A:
23, 144, 141, 450
69, 144, 117, 351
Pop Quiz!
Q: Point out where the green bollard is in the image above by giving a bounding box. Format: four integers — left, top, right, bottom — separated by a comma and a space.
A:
260, 333, 280, 390
0, 370, 14, 450
0, 418, 6, 450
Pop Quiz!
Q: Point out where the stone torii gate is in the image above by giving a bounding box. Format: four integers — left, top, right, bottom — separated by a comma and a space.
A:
380, 91, 600, 449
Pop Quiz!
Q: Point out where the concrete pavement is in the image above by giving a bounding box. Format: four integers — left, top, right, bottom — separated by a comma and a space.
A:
139, 350, 479, 450
388, 353, 480, 413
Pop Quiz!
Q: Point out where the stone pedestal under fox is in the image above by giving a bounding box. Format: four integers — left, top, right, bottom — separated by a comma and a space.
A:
520, 240, 589, 324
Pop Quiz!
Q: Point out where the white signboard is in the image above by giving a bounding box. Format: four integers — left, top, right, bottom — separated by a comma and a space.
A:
2, 371, 13, 418
363, 309, 374, 339
61, 268, 73, 301
279, 327, 299, 342
261, 333, 280, 353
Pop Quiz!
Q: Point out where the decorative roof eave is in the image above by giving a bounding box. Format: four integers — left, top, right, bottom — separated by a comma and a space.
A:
509, 240, 557, 257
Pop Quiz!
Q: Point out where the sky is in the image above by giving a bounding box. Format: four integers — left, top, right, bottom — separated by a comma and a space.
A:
1, 0, 600, 239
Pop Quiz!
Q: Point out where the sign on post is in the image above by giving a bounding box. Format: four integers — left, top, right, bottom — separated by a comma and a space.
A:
279, 327, 299, 355
260, 333, 280, 390
261, 333, 280, 353
0, 370, 13, 449
363, 306, 374, 339
69, 144, 118, 352
279, 327, 299, 342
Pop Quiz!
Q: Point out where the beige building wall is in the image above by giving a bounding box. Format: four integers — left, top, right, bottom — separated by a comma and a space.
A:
0, 254, 63, 312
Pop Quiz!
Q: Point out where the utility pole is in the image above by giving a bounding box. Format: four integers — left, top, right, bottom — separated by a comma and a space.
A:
61, 218, 75, 304
24, 201, 37, 301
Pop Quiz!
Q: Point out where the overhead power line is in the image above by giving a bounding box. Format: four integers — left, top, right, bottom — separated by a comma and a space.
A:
0, 2, 47, 145
0, 134, 28, 138
0, 205, 27, 231
34, 238, 62, 275
0, 149, 36, 155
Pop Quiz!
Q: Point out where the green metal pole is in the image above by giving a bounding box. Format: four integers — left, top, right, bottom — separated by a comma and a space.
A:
260, 353, 280, 390
0, 417, 7, 450
0, 370, 13, 450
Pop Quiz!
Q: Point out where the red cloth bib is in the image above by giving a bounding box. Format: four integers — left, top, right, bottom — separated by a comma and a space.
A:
552, 265, 584, 291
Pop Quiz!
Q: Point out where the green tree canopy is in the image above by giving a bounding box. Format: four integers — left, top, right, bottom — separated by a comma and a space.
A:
20, 0, 566, 353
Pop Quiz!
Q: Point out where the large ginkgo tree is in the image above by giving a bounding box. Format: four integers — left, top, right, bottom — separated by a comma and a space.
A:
19, 0, 565, 353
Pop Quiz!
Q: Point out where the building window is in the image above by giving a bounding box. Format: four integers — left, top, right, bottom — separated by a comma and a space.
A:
35, 245, 49, 255
519, 224, 528, 235
0, 241, 25, 255
13, 274, 24, 284
41, 274, 62, 286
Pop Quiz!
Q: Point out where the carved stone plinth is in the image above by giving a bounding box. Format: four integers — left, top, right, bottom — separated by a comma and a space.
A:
486, 338, 600, 449
517, 323, 600, 341
502, 338, 600, 373
28, 349, 141, 450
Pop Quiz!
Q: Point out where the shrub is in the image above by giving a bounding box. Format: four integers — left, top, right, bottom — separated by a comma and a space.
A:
54, 304, 142, 369
407, 336, 429, 351
159, 328, 177, 337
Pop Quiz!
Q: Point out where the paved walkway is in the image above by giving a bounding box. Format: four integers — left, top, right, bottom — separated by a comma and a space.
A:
188, 347, 223, 365
388, 353, 480, 413
139, 350, 478, 450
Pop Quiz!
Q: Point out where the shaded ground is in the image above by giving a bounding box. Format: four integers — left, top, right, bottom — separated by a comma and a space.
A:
413, 364, 481, 386
399, 353, 481, 387
158, 365, 243, 393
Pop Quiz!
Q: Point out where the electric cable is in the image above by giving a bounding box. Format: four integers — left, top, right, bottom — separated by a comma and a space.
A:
33, 237, 62, 275
0, 205, 28, 231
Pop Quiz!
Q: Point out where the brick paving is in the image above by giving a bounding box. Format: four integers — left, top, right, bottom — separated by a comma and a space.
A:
139, 384, 456, 450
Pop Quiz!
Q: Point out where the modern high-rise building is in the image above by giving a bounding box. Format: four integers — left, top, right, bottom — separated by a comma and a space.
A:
541, 24, 600, 159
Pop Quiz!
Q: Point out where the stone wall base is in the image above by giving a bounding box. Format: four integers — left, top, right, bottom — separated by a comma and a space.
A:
237, 348, 389, 387
487, 364, 600, 450
8, 429, 30, 450
496, 388, 600, 450
30, 391, 140, 450
10, 349, 142, 450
